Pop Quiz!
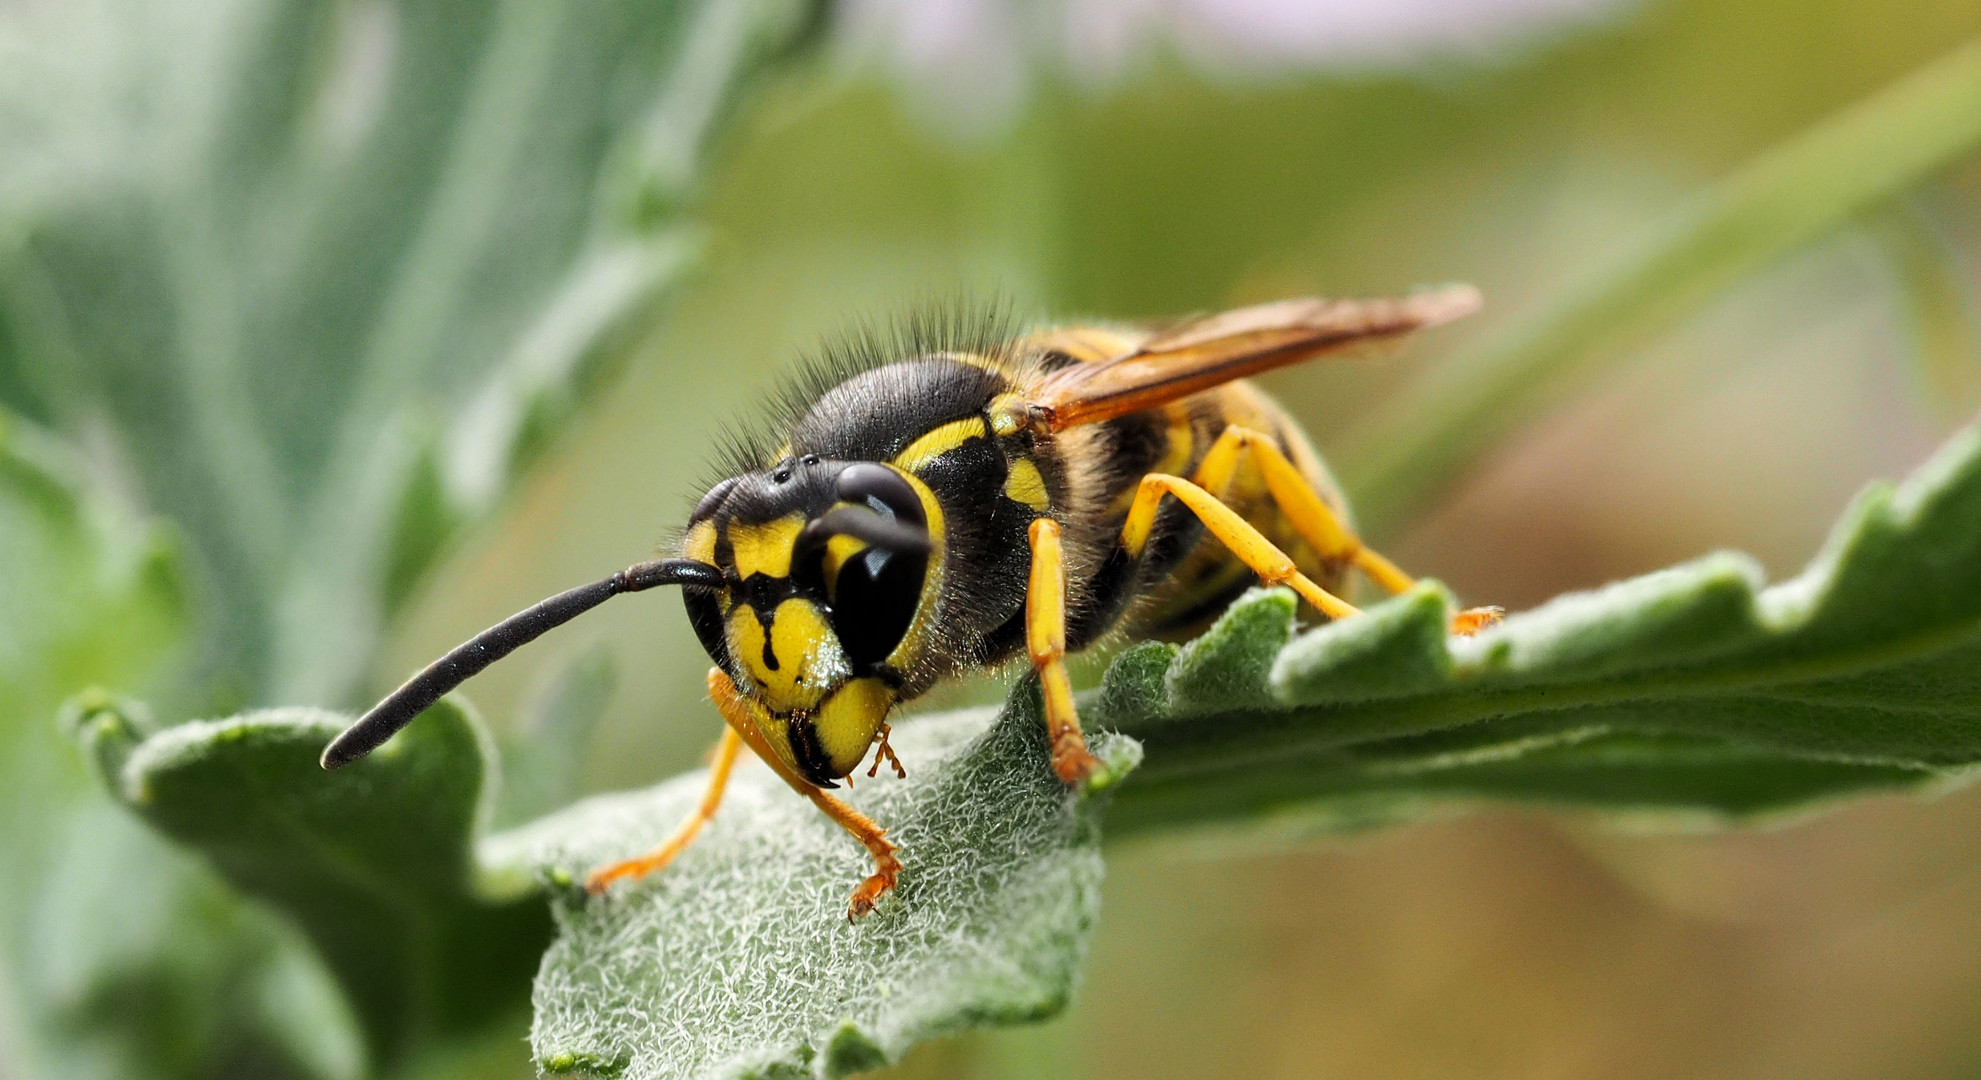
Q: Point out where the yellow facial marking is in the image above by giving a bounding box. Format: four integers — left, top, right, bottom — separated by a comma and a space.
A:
895, 417, 988, 473
725, 599, 846, 711
682, 520, 717, 563
1003, 456, 1049, 511
726, 514, 806, 579
814, 678, 894, 776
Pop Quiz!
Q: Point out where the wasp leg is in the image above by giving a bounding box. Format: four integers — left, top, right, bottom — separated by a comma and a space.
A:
1123, 473, 1360, 619
585, 725, 744, 894
706, 667, 901, 919
866, 722, 906, 779
1188, 425, 1503, 634
1190, 426, 1408, 592
1027, 519, 1104, 784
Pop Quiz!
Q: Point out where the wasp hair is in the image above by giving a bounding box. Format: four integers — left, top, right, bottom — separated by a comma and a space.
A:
701, 296, 1028, 487
319, 558, 722, 770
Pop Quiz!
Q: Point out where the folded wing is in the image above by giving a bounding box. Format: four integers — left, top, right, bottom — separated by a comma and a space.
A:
1029, 285, 1480, 431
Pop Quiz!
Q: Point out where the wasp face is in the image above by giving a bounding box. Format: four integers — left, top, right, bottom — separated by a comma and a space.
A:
680, 457, 938, 786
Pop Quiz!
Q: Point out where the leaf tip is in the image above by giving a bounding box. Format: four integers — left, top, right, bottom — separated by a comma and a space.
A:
1088, 640, 1178, 728
1077, 733, 1145, 796
822, 1022, 889, 1078
1271, 580, 1457, 705
1165, 587, 1300, 712
59, 688, 154, 791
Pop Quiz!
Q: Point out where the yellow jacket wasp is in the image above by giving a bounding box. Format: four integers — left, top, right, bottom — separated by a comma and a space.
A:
322, 288, 1499, 918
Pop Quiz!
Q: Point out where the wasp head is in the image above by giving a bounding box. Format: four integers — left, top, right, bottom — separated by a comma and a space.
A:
680, 457, 939, 785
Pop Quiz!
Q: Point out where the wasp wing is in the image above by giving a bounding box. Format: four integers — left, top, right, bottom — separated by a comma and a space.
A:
1028, 285, 1480, 431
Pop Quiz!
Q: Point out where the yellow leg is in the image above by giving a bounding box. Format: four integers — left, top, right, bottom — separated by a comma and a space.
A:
585, 725, 743, 894
866, 722, 906, 779
1122, 473, 1360, 620
706, 667, 901, 919
1191, 425, 1414, 594
1027, 519, 1103, 784
1182, 425, 1503, 634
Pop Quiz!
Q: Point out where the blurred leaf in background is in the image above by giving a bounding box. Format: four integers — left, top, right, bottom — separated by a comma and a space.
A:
76, 698, 546, 1072
0, 0, 817, 712
0, 0, 821, 1075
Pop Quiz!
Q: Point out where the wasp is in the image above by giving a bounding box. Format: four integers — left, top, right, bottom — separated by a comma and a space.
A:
322, 288, 1499, 918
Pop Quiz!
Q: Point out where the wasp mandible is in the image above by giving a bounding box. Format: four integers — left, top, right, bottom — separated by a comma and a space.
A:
322, 288, 1500, 918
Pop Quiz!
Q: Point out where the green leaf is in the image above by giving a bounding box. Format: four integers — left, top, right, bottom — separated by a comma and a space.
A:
0, 415, 185, 791
1872, 204, 1981, 426
26, 795, 366, 1080
497, 690, 1141, 1080
80, 697, 550, 1071
1341, 33, 1981, 534
0, 418, 361, 1080
1105, 419, 1981, 836
0, 0, 817, 710
494, 644, 619, 830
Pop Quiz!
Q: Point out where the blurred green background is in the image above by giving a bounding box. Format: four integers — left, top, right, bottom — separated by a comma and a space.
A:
13, 0, 1981, 1075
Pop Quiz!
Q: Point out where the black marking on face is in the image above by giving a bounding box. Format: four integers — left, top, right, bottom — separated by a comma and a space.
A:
682, 588, 731, 672
786, 711, 839, 786
740, 572, 799, 619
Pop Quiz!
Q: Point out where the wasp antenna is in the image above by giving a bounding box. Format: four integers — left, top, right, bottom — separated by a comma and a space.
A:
320, 558, 722, 770
803, 505, 932, 554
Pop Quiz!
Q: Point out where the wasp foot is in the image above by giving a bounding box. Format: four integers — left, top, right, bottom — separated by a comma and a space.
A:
1451, 606, 1506, 636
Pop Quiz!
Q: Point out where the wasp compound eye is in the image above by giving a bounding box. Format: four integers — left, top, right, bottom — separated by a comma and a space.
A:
824, 526, 926, 672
